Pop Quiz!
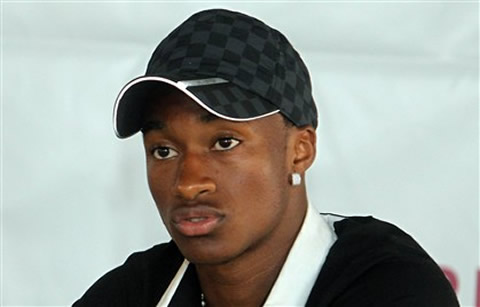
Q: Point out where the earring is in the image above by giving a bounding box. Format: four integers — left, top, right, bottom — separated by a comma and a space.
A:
290, 173, 302, 186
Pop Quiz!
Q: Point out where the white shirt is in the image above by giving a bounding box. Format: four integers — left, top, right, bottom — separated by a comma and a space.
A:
263, 204, 337, 306
157, 204, 337, 306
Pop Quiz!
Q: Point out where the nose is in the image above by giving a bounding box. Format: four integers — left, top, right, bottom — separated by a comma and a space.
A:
175, 152, 216, 201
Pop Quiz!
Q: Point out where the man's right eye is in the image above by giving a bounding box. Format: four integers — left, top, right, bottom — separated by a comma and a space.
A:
151, 147, 179, 160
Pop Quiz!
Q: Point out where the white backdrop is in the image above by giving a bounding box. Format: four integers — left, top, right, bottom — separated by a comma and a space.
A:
2, 1, 478, 306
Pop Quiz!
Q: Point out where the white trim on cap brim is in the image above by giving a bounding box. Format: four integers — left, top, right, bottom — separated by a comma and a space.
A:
113, 76, 280, 138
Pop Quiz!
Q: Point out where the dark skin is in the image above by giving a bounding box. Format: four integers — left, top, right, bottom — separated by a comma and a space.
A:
142, 90, 316, 306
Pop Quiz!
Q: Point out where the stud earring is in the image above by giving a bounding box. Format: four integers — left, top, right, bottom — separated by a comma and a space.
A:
290, 173, 302, 186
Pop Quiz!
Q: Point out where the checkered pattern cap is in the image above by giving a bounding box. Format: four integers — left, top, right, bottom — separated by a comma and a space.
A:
114, 8, 317, 138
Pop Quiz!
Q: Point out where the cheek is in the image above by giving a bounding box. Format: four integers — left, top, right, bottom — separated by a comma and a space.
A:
146, 164, 174, 213
217, 159, 290, 252
220, 152, 289, 213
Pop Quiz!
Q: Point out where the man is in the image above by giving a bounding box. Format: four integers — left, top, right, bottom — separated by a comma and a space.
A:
74, 9, 458, 306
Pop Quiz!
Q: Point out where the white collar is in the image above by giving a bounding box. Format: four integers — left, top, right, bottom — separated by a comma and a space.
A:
156, 204, 337, 307
263, 204, 337, 306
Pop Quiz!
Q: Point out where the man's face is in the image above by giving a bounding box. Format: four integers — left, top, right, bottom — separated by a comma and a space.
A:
142, 90, 299, 265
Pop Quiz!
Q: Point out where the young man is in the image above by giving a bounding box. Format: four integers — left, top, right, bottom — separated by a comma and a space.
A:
74, 9, 459, 306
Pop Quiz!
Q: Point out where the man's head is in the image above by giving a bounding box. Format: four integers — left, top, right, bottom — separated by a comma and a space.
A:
142, 89, 315, 264
113, 9, 318, 264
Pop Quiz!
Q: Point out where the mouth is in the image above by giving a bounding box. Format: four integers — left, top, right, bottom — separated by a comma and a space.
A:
171, 206, 225, 237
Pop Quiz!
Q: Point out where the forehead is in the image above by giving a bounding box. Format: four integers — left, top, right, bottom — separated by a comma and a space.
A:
141, 89, 287, 137
143, 90, 212, 122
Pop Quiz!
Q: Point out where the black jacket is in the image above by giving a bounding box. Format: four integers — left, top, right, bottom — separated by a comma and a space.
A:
73, 216, 459, 306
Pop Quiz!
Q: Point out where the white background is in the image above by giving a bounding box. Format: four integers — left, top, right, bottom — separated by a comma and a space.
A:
2, 1, 478, 306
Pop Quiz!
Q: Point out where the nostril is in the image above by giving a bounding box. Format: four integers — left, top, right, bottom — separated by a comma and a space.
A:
176, 182, 216, 201
198, 188, 211, 196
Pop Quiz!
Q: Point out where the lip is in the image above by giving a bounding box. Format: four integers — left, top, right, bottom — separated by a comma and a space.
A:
171, 205, 225, 237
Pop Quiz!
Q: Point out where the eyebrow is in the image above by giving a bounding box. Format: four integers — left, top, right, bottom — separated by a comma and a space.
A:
200, 113, 220, 123
141, 120, 165, 134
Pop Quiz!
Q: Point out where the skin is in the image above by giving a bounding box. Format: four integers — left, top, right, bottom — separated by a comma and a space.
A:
142, 90, 317, 306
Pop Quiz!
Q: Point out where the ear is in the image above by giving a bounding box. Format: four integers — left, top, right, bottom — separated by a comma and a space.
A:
290, 126, 316, 174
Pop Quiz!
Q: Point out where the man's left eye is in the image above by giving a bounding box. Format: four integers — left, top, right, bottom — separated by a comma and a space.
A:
213, 138, 240, 151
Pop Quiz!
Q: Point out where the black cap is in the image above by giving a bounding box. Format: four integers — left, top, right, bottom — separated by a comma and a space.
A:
113, 8, 317, 138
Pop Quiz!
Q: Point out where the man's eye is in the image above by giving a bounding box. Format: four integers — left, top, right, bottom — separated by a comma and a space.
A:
213, 138, 240, 151
152, 147, 179, 160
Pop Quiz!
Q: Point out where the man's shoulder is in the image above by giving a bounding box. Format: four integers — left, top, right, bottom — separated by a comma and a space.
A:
307, 215, 459, 306
73, 241, 183, 307
330, 215, 428, 260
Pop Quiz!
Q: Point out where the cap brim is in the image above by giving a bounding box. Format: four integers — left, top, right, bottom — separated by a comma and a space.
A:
113, 76, 279, 138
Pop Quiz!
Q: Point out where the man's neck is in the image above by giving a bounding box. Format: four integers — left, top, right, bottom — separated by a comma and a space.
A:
195, 246, 288, 306
195, 201, 308, 307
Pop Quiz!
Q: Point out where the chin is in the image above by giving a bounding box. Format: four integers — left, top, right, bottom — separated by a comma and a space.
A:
175, 237, 240, 265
